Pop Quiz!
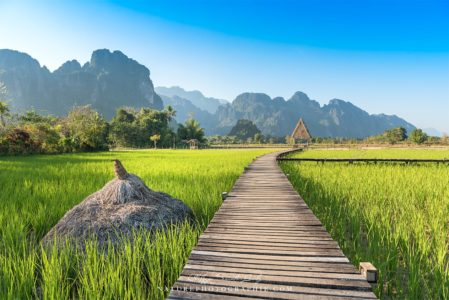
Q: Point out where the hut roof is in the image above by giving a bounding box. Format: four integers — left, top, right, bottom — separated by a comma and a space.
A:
291, 118, 312, 140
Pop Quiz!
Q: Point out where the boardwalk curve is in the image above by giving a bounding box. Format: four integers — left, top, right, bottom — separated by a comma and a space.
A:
169, 152, 377, 299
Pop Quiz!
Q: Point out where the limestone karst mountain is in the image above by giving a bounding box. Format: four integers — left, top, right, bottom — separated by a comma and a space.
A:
213, 92, 415, 138
0, 49, 163, 118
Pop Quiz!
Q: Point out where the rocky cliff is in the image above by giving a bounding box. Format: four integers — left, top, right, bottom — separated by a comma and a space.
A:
0, 49, 163, 118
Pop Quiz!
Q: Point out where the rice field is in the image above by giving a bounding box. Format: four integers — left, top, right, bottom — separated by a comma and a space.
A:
281, 148, 449, 299
0, 149, 275, 299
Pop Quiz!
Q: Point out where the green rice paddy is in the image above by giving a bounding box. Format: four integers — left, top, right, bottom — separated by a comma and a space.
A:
281, 148, 449, 299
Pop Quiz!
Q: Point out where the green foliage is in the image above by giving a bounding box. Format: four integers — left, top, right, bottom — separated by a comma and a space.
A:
59, 106, 109, 152
283, 149, 449, 299
18, 110, 56, 125
0, 128, 38, 154
253, 132, 263, 143
177, 118, 205, 143
109, 108, 175, 148
0, 149, 274, 298
384, 127, 408, 144
150, 134, 161, 149
0, 107, 111, 155
18, 111, 61, 153
409, 128, 428, 144
0, 101, 10, 127
228, 119, 260, 140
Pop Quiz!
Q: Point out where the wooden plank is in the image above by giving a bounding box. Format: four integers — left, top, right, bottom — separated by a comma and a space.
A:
183, 264, 366, 281
204, 229, 332, 238
172, 278, 377, 299
187, 259, 359, 274
202, 234, 332, 241
199, 234, 338, 244
197, 239, 340, 249
179, 270, 372, 290
193, 245, 345, 257
187, 255, 358, 272
191, 250, 350, 263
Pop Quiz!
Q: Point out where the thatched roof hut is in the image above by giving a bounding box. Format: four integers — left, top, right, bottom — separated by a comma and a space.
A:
186, 139, 199, 149
291, 118, 312, 142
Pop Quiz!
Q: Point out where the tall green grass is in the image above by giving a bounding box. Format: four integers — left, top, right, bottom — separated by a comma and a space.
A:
0, 149, 274, 299
281, 149, 449, 299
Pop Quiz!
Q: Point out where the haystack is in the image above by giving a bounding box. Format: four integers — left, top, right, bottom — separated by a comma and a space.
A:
42, 160, 196, 248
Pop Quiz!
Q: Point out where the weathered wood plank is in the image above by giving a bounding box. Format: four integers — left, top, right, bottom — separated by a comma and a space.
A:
172, 278, 377, 299
183, 264, 366, 280
179, 269, 372, 290
197, 239, 340, 249
187, 255, 358, 271
191, 250, 350, 263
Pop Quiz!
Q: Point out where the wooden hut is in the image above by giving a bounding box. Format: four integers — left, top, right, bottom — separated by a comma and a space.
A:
187, 139, 199, 150
290, 118, 311, 144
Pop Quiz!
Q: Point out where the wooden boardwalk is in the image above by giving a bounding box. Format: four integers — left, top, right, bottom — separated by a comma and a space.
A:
169, 152, 377, 299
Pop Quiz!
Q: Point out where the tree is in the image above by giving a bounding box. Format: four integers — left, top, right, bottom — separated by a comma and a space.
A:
285, 135, 294, 145
165, 105, 176, 122
150, 134, 160, 149
2, 128, 37, 154
18, 110, 61, 153
18, 110, 57, 125
177, 118, 205, 142
384, 127, 407, 144
0, 101, 10, 127
60, 106, 108, 151
109, 108, 174, 148
228, 119, 260, 141
409, 128, 428, 144
253, 132, 263, 144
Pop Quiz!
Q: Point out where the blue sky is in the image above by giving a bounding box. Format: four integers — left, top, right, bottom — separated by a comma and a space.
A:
1, 0, 448, 132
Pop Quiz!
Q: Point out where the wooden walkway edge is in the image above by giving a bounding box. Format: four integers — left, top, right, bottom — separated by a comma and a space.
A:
168, 151, 377, 299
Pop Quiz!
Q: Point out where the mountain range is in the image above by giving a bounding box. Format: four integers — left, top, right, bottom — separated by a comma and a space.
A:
0, 49, 162, 118
0, 48, 415, 138
158, 88, 415, 137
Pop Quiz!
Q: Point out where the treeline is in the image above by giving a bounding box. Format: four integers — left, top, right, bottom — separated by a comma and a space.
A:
0, 102, 205, 155
1, 100, 447, 155
310, 127, 448, 145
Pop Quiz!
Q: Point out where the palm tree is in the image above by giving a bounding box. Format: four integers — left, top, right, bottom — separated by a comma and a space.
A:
0, 101, 10, 127
178, 118, 205, 142
165, 105, 176, 122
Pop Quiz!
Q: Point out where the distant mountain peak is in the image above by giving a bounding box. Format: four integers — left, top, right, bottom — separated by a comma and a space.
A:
0, 49, 42, 70
290, 91, 310, 101
54, 60, 82, 74
328, 98, 354, 106
156, 86, 226, 114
